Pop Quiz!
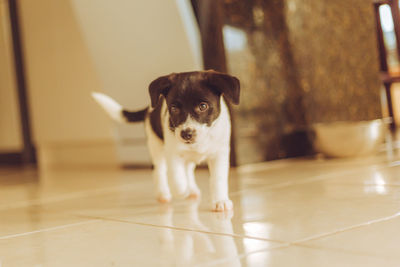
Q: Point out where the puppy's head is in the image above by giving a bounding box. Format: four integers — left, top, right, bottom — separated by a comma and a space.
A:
149, 70, 240, 144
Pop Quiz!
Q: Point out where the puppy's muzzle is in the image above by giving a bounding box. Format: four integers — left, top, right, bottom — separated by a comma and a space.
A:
180, 128, 196, 143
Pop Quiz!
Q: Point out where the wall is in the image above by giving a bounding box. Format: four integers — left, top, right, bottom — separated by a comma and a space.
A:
18, 0, 115, 167
70, 0, 202, 166
17, 0, 201, 167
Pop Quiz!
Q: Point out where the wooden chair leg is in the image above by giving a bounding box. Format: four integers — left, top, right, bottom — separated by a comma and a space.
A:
384, 83, 396, 131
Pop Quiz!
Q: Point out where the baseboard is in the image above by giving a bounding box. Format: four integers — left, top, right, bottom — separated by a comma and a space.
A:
0, 152, 23, 165
0, 150, 36, 165
37, 141, 119, 169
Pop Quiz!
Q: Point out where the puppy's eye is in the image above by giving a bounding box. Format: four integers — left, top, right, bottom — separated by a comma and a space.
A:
197, 102, 209, 112
170, 105, 180, 114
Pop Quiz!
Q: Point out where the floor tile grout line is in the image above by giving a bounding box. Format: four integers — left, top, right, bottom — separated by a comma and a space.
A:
82, 214, 297, 267
75, 214, 287, 244
286, 240, 399, 260
236, 158, 305, 174
322, 182, 400, 187
1, 158, 397, 213
77, 210, 400, 250
0, 220, 98, 240
237, 156, 400, 174
0, 183, 140, 211
197, 244, 292, 267
200, 211, 400, 267
231, 169, 358, 196
1, 161, 398, 262
230, 162, 397, 197
195, 207, 400, 266
288, 211, 400, 245
1, 158, 396, 211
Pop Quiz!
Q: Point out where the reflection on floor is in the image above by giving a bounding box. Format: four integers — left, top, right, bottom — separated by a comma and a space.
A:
1, 148, 400, 266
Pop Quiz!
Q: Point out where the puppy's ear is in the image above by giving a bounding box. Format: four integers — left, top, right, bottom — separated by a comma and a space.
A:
203, 71, 240, 105
148, 75, 173, 107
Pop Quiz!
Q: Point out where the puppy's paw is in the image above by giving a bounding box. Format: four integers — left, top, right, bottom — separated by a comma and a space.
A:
157, 193, 172, 204
211, 199, 233, 212
187, 188, 201, 200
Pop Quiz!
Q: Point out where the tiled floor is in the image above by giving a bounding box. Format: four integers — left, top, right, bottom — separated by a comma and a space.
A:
1, 150, 400, 266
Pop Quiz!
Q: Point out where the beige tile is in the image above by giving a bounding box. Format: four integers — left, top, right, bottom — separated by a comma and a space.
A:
79, 164, 400, 243
302, 216, 400, 260
3, 156, 399, 243
235, 245, 398, 267
0, 153, 395, 210
234, 154, 399, 192
323, 163, 400, 187
0, 207, 90, 238
1, 151, 400, 266
0, 219, 278, 267
0, 168, 160, 238
0, 168, 151, 208
0, 181, 159, 238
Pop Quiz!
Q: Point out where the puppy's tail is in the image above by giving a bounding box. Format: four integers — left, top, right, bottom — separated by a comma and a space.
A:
91, 92, 147, 123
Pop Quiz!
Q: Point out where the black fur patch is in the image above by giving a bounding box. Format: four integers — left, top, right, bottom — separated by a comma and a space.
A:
147, 71, 240, 139
148, 102, 164, 140
122, 108, 148, 122
166, 80, 221, 130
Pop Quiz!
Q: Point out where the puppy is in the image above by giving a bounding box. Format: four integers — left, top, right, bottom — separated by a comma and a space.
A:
92, 70, 240, 211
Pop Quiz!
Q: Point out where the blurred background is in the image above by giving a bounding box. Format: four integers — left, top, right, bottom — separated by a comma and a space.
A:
0, 0, 399, 169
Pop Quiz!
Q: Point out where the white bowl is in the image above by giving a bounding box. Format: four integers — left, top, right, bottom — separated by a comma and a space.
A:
312, 119, 387, 158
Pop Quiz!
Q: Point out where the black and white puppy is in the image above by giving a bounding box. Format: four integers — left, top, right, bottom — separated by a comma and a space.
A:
92, 70, 240, 211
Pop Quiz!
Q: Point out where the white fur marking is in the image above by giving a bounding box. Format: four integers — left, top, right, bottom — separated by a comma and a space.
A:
91, 92, 125, 123
161, 97, 233, 210
93, 92, 234, 211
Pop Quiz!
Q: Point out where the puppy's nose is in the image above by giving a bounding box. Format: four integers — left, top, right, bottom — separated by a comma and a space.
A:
180, 128, 196, 141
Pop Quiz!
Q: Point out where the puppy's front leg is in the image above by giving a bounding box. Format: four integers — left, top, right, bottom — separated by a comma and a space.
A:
208, 149, 233, 212
167, 155, 188, 198
186, 162, 201, 199
153, 159, 171, 203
